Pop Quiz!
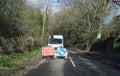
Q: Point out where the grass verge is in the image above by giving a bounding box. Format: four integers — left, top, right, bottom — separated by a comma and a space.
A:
0, 48, 41, 76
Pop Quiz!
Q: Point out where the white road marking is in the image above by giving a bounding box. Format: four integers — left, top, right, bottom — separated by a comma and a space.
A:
69, 56, 76, 67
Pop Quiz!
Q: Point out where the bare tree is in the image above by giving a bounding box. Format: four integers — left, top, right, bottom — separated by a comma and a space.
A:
49, 0, 113, 50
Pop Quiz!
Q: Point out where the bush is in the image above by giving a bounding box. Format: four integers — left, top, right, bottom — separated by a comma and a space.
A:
90, 39, 106, 53
0, 56, 13, 67
113, 42, 120, 54
34, 40, 41, 48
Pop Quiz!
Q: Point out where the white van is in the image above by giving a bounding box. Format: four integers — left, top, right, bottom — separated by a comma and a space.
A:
48, 35, 64, 48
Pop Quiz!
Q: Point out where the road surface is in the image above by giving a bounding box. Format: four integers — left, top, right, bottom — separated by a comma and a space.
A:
25, 52, 120, 76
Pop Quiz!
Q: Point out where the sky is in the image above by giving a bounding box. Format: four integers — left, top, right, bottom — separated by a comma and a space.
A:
27, 0, 41, 8
27, 0, 120, 24
104, 4, 120, 24
27, 0, 61, 14
49, 0, 61, 14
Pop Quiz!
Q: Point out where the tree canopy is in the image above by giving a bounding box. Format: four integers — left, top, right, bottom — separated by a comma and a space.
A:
0, 0, 120, 54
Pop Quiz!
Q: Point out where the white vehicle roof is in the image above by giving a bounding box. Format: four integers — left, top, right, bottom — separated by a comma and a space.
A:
49, 35, 63, 39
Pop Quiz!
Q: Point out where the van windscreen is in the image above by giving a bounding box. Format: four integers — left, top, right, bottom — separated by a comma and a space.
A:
49, 38, 62, 44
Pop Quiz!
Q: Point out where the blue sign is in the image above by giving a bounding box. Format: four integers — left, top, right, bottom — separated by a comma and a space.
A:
56, 47, 67, 57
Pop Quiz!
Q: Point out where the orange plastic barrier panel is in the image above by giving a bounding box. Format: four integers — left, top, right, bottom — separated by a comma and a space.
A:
42, 47, 55, 56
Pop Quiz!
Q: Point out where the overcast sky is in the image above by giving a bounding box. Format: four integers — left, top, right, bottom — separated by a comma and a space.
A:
27, 0, 120, 24
104, 3, 120, 24
27, 0, 60, 13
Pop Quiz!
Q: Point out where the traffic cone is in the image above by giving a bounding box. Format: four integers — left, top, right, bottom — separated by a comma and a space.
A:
64, 55, 68, 59
54, 55, 57, 58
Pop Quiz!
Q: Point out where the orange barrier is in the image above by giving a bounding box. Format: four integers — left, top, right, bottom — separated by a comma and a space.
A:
42, 47, 55, 56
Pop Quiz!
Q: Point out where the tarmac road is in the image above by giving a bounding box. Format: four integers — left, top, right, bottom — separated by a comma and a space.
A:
25, 52, 120, 76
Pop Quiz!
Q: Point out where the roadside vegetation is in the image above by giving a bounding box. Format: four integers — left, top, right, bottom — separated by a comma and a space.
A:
49, 0, 120, 54
0, 48, 41, 76
0, 0, 44, 75
0, 0, 46, 55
